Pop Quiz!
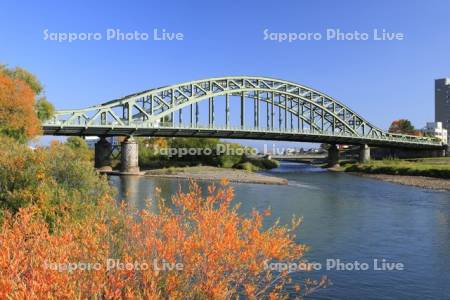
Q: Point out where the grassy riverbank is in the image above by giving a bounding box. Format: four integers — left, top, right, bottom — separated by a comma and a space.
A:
344, 158, 450, 179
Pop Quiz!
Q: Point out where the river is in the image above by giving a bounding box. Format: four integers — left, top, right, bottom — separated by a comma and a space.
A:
108, 162, 450, 299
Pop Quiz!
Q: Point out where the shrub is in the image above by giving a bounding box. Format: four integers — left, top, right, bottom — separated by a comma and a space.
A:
236, 157, 279, 171
0, 180, 326, 299
0, 137, 112, 227
65, 136, 93, 161
235, 161, 259, 172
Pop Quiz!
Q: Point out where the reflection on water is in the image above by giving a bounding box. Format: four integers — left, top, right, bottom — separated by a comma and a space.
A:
109, 162, 450, 300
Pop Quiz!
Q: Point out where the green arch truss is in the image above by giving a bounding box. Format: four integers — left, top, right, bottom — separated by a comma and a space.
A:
43, 76, 444, 149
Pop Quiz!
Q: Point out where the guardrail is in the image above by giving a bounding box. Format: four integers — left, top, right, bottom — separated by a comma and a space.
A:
43, 119, 444, 147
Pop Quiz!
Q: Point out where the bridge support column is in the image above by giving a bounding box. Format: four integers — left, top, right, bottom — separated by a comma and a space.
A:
359, 144, 371, 163
327, 144, 340, 168
121, 137, 140, 174
95, 137, 112, 171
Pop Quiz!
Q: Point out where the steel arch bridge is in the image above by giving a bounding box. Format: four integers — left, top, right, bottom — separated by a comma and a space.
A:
43, 76, 444, 149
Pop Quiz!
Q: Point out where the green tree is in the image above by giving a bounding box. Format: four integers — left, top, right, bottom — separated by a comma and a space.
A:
35, 97, 55, 121
66, 136, 88, 149
65, 136, 93, 161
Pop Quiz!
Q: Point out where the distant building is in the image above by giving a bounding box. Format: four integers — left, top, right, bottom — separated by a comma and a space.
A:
435, 78, 450, 144
421, 122, 448, 144
284, 148, 296, 155
337, 144, 350, 150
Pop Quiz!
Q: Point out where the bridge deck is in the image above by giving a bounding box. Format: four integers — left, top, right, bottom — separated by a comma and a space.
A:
43, 124, 445, 150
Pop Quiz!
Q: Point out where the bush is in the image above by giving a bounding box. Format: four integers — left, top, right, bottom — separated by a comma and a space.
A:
234, 161, 259, 172
0, 180, 326, 298
65, 136, 93, 161
0, 137, 112, 227
236, 156, 280, 171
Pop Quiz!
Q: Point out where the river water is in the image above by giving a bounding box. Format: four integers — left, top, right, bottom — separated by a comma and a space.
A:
109, 162, 450, 299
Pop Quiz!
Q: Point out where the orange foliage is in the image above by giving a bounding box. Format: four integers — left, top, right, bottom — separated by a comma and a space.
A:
0, 181, 323, 299
143, 137, 168, 149
153, 137, 168, 149
0, 72, 41, 139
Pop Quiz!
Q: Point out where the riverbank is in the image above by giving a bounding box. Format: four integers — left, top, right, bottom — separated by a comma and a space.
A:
343, 158, 450, 191
352, 173, 450, 191
344, 157, 450, 178
105, 166, 288, 185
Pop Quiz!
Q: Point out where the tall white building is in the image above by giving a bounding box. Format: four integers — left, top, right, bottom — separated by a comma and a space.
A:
422, 122, 448, 144
435, 78, 450, 144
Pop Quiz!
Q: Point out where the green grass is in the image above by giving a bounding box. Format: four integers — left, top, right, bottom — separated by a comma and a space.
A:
344, 158, 450, 179
234, 157, 280, 172
145, 166, 186, 175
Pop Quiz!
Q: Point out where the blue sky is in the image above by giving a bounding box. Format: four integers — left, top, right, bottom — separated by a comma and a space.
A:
1, 0, 449, 149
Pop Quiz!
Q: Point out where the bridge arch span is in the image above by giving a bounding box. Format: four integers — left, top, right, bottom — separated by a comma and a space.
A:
43, 76, 443, 149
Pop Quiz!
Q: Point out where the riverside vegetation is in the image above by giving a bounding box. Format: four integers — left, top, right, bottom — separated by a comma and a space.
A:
342, 119, 450, 180
344, 158, 450, 179
136, 136, 279, 172
0, 64, 324, 298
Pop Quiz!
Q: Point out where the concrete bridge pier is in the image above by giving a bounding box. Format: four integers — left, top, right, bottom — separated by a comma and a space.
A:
327, 144, 340, 168
94, 137, 112, 171
359, 144, 371, 163
121, 136, 140, 174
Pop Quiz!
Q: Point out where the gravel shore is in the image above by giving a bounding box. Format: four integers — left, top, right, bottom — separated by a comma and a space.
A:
144, 166, 287, 185
354, 173, 450, 191
107, 166, 288, 185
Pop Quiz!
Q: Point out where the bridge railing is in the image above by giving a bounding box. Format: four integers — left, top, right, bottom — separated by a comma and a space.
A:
152, 122, 442, 146
43, 119, 443, 146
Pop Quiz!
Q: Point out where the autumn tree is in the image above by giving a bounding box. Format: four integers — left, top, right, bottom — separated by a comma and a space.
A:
0, 65, 43, 95
140, 137, 169, 149
0, 72, 41, 141
0, 65, 56, 141
388, 119, 416, 135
